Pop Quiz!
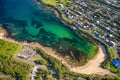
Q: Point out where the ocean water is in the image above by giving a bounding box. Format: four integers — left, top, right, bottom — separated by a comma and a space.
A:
0, 0, 97, 59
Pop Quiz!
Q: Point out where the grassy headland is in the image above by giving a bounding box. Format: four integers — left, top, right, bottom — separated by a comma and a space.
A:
0, 39, 31, 80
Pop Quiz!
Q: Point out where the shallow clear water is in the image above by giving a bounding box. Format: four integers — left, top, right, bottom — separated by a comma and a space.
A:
0, 0, 97, 59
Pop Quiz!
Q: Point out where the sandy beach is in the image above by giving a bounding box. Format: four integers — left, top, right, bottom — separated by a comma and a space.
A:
71, 45, 112, 75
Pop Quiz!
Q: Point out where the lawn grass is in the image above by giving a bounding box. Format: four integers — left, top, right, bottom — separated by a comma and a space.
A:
40, 0, 73, 6
61, 13, 72, 24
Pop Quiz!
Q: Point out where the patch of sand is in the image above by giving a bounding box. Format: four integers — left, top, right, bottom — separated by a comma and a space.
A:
0, 24, 7, 39
0, 33, 4, 39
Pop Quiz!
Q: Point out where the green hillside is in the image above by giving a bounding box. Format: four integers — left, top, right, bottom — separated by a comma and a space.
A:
0, 39, 31, 80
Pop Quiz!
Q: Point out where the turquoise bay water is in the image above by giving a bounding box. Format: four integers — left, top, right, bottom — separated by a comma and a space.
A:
0, 0, 97, 59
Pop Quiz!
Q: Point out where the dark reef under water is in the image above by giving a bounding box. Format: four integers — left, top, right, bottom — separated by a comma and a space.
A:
0, 0, 98, 63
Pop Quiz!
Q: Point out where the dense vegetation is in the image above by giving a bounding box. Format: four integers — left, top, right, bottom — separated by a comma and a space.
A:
35, 68, 53, 80
36, 48, 69, 79
34, 54, 47, 65
0, 39, 22, 56
0, 77, 13, 80
0, 39, 31, 80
